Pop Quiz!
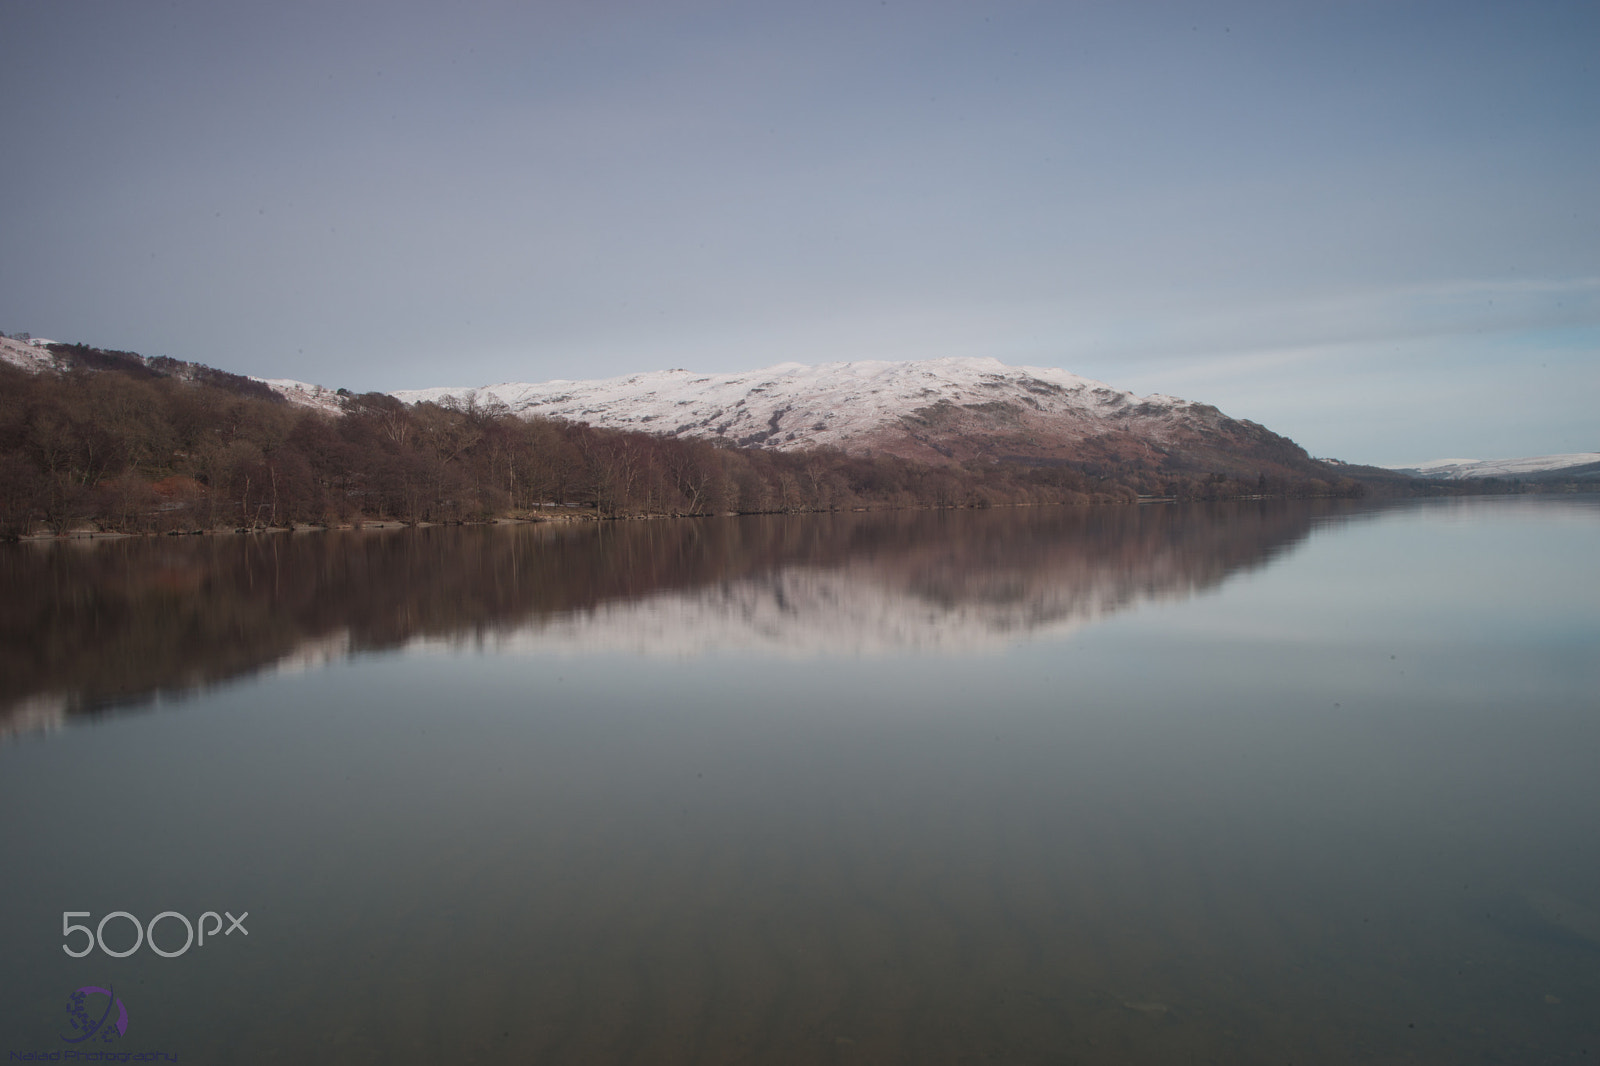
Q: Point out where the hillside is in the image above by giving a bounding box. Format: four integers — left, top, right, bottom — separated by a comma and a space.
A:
393, 357, 1328, 479
0, 335, 1383, 538
1, 333, 341, 409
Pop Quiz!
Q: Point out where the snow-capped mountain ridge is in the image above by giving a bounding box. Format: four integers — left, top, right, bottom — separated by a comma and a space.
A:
1386, 453, 1600, 480
390, 354, 1332, 476
393, 356, 1203, 457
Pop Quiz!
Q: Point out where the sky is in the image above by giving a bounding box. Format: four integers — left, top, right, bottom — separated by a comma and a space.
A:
1, 0, 1595, 467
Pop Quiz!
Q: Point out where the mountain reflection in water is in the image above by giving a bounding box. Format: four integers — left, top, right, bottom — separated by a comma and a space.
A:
0, 499, 1373, 737
2, 494, 1596, 1064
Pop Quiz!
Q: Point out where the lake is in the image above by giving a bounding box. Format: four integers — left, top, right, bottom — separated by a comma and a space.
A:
2, 495, 1597, 1064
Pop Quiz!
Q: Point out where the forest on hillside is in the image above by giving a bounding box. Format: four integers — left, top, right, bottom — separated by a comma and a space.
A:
0, 349, 1371, 538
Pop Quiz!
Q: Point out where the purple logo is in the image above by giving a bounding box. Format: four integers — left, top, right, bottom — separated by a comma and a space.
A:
63, 985, 128, 1044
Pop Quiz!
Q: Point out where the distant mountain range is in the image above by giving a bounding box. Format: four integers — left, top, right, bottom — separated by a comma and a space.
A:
1384, 454, 1600, 481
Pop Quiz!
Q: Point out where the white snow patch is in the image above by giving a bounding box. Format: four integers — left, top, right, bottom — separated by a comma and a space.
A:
252, 376, 344, 414
392, 357, 1195, 451
1387, 453, 1600, 479
0, 335, 57, 372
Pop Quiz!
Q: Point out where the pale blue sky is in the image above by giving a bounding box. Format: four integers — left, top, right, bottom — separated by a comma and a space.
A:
2, 0, 1595, 465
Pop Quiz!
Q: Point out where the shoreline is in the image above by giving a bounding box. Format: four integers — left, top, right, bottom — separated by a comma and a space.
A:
7, 490, 1410, 543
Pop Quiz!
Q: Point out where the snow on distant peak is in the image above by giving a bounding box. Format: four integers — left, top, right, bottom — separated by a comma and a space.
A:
1387, 453, 1600, 479
391, 357, 1192, 452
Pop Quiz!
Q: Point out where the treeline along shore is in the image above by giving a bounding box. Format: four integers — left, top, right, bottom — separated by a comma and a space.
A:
1, 344, 1386, 539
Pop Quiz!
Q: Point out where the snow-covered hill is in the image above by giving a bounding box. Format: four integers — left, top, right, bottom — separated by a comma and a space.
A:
393, 357, 1189, 450
392, 356, 1320, 475
2, 335, 1321, 475
1388, 453, 1600, 480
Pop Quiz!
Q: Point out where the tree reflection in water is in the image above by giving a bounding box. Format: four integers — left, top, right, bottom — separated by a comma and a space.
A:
0, 499, 1378, 737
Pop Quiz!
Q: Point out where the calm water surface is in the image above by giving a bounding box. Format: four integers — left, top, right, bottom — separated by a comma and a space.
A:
2, 497, 1597, 1063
